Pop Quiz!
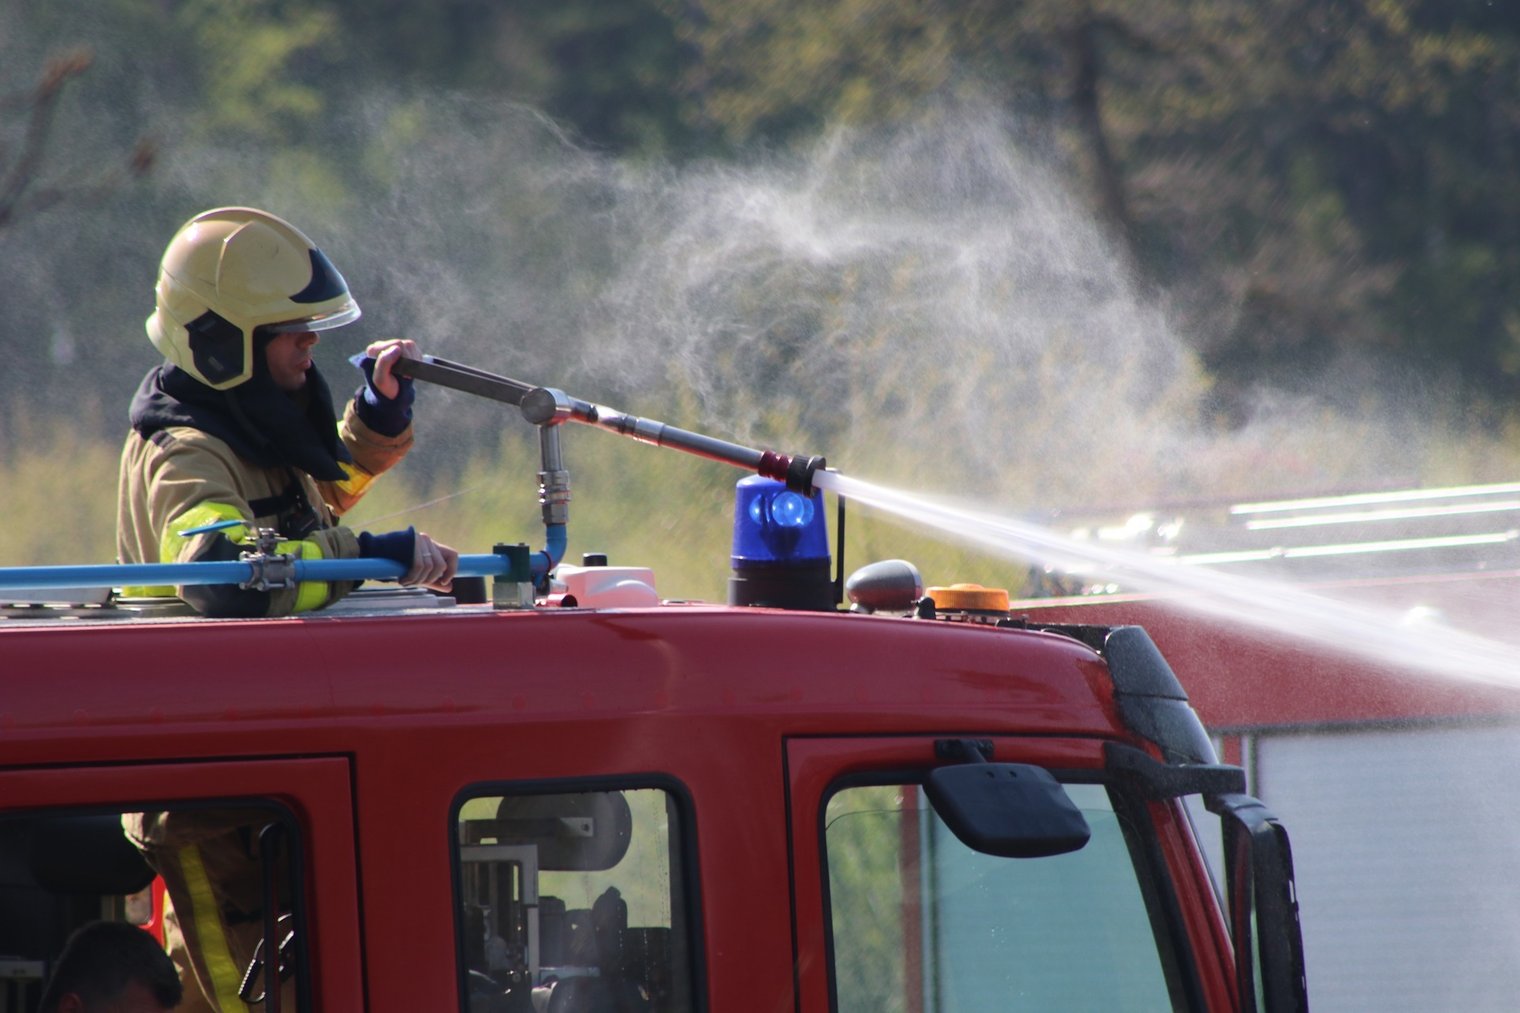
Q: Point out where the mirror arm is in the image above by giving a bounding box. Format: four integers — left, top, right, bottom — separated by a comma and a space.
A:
1105, 741, 1247, 799
934, 738, 993, 764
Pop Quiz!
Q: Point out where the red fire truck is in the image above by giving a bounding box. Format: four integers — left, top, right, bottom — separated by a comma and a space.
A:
0, 361, 1308, 1012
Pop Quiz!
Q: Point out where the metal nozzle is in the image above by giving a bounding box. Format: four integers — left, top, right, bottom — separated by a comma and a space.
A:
757, 452, 827, 495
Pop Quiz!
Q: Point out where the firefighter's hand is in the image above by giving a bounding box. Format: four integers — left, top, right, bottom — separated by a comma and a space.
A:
404, 532, 458, 591
365, 338, 421, 400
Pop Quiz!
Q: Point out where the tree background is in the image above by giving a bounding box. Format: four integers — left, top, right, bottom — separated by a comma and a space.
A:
2, 0, 1518, 597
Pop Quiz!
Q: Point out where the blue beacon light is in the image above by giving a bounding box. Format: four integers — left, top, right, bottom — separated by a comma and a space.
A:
728, 475, 835, 610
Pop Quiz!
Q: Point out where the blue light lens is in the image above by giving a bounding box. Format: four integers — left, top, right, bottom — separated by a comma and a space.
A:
732, 476, 830, 565
769, 490, 814, 528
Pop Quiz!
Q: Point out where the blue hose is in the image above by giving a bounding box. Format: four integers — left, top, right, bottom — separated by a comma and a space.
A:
0, 524, 569, 596
0, 554, 521, 594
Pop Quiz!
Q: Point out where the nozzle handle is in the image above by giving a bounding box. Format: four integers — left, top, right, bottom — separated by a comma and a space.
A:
392, 355, 536, 406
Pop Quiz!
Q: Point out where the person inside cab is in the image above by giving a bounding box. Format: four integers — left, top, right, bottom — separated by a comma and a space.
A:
117, 206, 457, 617
38, 921, 183, 1013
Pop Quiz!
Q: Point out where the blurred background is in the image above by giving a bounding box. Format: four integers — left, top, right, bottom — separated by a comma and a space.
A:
3, 0, 1517, 599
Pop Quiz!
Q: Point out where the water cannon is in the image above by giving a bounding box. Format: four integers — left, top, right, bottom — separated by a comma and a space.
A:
396, 356, 827, 495
393, 355, 839, 610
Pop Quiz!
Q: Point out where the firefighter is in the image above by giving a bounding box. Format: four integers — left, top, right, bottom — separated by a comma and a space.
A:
38, 920, 183, 1012
121, 811, 288, 1013
117, 207, 457, 1012
117, 206, 457, 616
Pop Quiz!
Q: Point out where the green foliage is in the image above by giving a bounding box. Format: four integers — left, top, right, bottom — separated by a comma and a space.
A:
5, 0, 1519, 414
0, 417, 120, 567
825, 787, 908, 1013
322, 0, 694, 154
1096, 0, 1520, 400
677, 0, 959, 146
664, 0, 1520, 406
180, 0, 342, 143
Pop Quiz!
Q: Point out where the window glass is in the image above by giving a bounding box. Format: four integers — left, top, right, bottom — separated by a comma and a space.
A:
826, 782, 1175, 1012
455, 786, 694, 1013
0, 803, 307, 1013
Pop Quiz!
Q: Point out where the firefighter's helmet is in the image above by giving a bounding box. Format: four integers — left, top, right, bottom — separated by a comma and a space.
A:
146, 207, 361, 390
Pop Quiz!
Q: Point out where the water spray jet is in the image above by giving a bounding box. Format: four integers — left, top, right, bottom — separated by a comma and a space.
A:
814, 471, 1520, 690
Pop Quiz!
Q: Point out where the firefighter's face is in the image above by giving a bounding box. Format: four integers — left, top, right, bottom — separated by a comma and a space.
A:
264, 330, 319, 392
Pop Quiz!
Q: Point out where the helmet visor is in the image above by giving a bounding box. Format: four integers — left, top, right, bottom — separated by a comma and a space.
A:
264, 302, 362, 334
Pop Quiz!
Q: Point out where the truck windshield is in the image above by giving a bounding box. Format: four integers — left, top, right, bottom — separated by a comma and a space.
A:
825, 782, 1177, 1012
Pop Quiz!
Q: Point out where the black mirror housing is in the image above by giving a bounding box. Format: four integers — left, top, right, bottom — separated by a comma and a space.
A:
925, 762, 1091, 859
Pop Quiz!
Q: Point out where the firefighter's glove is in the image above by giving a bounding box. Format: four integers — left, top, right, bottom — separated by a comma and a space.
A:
350, 343, 417, 437
359, 526, 456, 591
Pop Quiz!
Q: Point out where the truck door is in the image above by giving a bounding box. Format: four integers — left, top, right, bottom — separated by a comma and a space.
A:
787, 736, 1234, 1012
0, 757, 363, 1013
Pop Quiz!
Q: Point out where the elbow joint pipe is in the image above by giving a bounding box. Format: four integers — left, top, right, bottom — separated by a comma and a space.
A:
530, 523, 568, 586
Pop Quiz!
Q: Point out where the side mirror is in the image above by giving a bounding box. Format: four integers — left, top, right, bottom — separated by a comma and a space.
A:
924, 760, 1091, 859
1206, 793, 1308, 1013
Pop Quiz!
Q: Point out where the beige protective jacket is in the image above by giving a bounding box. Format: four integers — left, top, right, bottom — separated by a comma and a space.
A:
123, 809, 296, 1013
117, 398, 412, 616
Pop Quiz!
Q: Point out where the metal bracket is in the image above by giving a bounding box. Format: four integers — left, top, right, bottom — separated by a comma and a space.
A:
1104, 741, 1247, 799
934, 738, 994, 763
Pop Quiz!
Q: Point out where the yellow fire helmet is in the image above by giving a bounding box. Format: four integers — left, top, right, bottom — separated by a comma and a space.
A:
145, 207, 361, 390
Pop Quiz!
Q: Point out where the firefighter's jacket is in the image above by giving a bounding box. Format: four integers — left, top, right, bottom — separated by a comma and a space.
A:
117, 362, 414, 616
123, 810, 296, 1013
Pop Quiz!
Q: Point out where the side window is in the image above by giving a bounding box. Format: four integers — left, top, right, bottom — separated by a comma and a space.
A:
454, 785, 697, 1013
0, 802, 310, 1013
825, 782, 1181, 1012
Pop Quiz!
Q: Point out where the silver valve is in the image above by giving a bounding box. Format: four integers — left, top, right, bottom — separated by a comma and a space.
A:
178, 519, 296, 591
238, 543, 298, 592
